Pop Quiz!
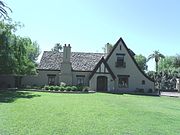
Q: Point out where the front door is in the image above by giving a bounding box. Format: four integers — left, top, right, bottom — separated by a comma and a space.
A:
97, 76, 107, 92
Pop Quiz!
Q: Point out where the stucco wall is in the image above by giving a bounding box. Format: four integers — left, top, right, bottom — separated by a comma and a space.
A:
22, 70, 60, 87
72, 71, 91, 86
0, 75, 15, 88
22, 70, 92, 87
106, 40, 154, 92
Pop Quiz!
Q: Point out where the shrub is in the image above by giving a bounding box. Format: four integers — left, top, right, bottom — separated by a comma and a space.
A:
71, 86, 78, 91
66, 86, 72, 91
59, 86, 65, 91
83, 86, 90, 92
50, 86, 54, 91
54, 86, 59, 91
77, 86, 83, 91
44, 85, 49, 90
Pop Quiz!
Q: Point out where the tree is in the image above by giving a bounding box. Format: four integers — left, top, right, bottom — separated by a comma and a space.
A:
51, 43, 62, 52
158, 56, 175, 72
12, 36, 40, 87
0, 21, 16, 74
147, 50, 165, 72
173, 54, 180, 68
0, 1, 12, 20
0, 20, 40, 87
134, 54, 148, 71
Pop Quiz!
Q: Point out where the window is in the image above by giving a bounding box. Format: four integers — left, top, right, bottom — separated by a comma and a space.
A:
76, 75, 85, 86
142, 80, 145, 85
116, 53, 126, 67
118, 75, 129, 88
47, 74, 56, 85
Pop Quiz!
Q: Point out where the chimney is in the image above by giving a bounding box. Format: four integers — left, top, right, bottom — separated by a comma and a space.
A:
106, 43, 111, 54
63, 44, 71, 62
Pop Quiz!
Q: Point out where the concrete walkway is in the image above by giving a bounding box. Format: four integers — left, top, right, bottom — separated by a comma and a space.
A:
161, 92, 180, 97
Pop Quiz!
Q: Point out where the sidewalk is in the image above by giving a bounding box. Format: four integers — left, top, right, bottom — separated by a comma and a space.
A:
161, 92, 180, 97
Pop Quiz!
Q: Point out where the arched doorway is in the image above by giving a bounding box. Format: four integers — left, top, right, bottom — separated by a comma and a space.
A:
97, 76, 107, 92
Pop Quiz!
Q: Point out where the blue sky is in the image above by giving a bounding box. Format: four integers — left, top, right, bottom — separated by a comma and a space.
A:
6, 0, 180, 70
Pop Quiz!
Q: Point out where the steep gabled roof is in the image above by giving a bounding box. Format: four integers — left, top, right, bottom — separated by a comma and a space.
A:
38, 51, 107, 71
105, 37, 154, 82
89, 57, 116, 80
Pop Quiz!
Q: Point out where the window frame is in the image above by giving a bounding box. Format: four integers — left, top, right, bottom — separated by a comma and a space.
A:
76, 75, 85, 86
117, 75, 129, 88
47, 74, 56, 85
116, 53, 126, 67
142, 80, 145, 85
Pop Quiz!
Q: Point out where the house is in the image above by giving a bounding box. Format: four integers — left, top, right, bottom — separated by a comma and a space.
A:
21, 37, 155, 92
0, 37, 154, 92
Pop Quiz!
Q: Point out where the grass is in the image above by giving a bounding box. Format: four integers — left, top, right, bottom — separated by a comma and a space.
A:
0, 90, 180, 135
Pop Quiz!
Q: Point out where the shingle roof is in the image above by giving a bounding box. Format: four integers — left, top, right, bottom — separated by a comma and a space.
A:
38, 51, 106, 71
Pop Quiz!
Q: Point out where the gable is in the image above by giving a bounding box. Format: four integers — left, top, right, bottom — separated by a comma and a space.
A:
89, 57, 116, 80
105, 37, 154, 82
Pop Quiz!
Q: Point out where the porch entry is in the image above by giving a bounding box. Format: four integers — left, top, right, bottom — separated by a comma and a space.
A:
97, 76, 107, 91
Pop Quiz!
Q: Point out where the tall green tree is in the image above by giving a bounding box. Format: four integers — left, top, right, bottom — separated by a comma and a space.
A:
134, 54, 148, 71
0, 21, 16, 74
158, 55, 180, 77
0, 1, 12, 19
173, 54, 180, 68
147, 50, 165, 72
0, 20, 40, 87
158, 56, 175, 72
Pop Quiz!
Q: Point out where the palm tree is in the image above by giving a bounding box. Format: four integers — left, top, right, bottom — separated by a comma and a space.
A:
147, 50, 165, 72
0, 1, 12, 19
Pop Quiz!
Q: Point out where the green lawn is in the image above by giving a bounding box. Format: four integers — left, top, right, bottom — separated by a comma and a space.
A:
0, 90, 180, 135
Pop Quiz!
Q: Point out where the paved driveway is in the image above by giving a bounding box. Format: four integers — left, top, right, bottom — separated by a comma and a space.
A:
161, 92, 180, 97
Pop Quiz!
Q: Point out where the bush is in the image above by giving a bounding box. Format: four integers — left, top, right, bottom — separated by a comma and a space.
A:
44, 85, 49, 90
66, 86, 72, 91
83, 86, 90, 92
77, 86, 83, 91
71, 86, 78, 91
50, 86, 54, 91
59, 86, 64, 91
54, 86, 59, 91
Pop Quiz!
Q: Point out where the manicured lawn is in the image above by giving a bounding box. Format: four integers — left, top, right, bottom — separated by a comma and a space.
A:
0, 90, 180, 135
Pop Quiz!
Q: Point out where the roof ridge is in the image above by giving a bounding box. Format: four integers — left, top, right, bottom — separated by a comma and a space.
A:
44, 51, 104, 54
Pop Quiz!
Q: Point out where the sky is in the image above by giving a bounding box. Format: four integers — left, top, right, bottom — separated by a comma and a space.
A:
5, 0, 180, 71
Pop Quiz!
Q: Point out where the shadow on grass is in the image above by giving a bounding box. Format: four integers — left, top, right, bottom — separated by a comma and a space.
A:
0, 90, 41, 103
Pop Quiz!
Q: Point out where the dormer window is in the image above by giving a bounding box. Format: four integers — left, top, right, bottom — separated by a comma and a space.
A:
116, 53, 126, 67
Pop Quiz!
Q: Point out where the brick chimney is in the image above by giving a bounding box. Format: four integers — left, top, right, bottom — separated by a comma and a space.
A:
63, 44, 71, 62
60, 44, 72, 85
